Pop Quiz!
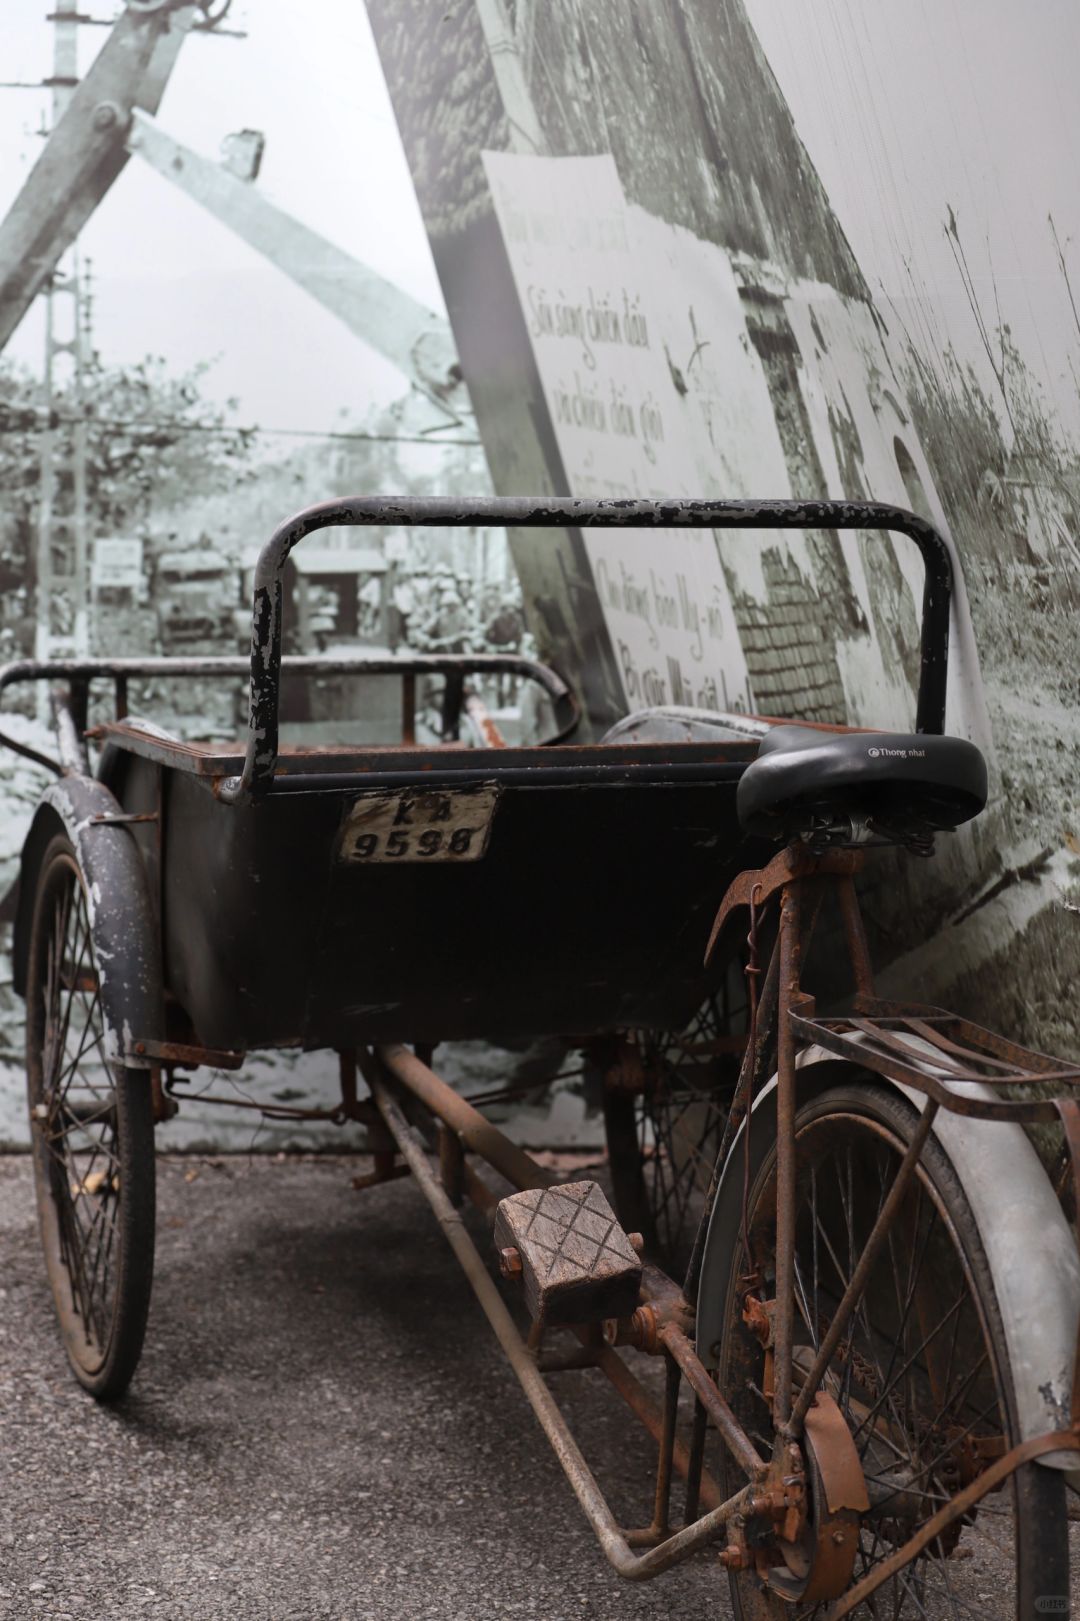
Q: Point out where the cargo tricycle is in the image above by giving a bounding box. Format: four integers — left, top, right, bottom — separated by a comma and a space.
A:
4, 496, 1080, 1617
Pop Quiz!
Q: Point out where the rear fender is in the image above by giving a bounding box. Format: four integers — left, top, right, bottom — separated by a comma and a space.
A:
12, 775, 162, 1069
695, 1047, 1080, 1471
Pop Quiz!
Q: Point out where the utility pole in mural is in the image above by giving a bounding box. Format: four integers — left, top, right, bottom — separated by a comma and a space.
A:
365, 0, 1077, 1054
34, 0, 93, 671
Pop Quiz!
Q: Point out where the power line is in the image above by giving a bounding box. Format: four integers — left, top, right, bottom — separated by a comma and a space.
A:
1, 411, 482, 448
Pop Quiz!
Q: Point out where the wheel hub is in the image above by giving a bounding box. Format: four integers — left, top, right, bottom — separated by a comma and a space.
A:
741, 1393, 870, 1604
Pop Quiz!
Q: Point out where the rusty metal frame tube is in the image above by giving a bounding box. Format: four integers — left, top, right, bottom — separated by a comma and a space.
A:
683, 1396, 708, 1525
771, 881, 802, 1430
651, 1352, 680, 1536
371, 1046, 742, 1511
438, 1122, 466, 1206
370, 1074, 752, 1579
452, 1154, 720, 1502
367, 1043, 556, 1193
0, 722, 64, 775
590, 1342, 724, 1512
660, 1325, 767, 1480
836, 872, 874, 998
0, 651, 569, 692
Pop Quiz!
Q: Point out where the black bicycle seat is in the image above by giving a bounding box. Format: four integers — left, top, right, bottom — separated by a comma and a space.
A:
737, 725, 987, 851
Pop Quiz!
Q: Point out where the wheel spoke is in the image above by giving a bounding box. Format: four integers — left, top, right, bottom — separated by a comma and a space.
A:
852, 1292, 968, 1445
54, 893, 91, 1076
805, 1192, 912, 1448
27, 853, 141, 1387
714, 1096, 1023, 1619
54, 991, 106, 1106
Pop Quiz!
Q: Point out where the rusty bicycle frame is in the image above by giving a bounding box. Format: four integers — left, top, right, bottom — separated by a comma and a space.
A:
6, 495, 1080, 1609
353, 853, 1080, 1608
229, 498, 1077, 1605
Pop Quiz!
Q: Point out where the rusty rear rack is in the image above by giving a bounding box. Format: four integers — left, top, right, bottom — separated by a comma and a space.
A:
794, 997, 1080, 1122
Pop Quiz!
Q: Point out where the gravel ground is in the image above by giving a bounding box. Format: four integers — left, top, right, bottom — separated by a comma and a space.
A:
1, 1153, 1078, 1621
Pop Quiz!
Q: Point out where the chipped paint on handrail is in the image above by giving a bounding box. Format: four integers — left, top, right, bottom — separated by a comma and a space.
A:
225, 496, 954, 804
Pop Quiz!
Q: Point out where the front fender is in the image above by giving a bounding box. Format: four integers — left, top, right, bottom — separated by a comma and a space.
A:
695, 1046, 1080, 1471
13, 775, 162, 1069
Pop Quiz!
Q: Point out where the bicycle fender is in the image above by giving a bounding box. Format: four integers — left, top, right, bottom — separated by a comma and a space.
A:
13, 774, 162, 1070
694, 1046, 1080, 1473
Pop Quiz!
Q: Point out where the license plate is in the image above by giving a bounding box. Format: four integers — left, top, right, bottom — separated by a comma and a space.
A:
338, 783, 500, 864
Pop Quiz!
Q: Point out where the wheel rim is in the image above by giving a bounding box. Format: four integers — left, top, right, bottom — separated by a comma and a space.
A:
719, 1104, 1024, 1617
29, 853, 124, 1375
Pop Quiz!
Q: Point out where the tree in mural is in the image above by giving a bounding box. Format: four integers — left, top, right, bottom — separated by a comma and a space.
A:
0, 353, 255, 628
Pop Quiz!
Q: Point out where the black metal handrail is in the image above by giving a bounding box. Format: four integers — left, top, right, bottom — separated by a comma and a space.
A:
0, 652, 580, 777
225, 496, 953, 803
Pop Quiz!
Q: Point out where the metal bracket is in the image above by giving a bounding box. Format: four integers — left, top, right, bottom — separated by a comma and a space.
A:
129, 1037, 245, 1070
704, 844, 862, 966
89, 811, 159, 826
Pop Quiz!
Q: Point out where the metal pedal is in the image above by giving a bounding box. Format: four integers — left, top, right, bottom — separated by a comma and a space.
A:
493, 1180, 643, 1327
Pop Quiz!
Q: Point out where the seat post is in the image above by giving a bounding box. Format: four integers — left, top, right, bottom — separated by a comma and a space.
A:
771, 856, 876, 1440
835, 871, 875, 1000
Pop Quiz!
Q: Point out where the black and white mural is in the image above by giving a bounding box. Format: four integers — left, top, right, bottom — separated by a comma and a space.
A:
365, 0, 1080, 1056
0, 0, 1077, 1146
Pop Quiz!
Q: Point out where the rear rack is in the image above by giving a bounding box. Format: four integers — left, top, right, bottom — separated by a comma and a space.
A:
794, 995, 1080, 1122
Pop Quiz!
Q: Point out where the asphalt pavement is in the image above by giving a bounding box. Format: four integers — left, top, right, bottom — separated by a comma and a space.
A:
0, 1153, 727, 1621
1, 1153, 1077, 1621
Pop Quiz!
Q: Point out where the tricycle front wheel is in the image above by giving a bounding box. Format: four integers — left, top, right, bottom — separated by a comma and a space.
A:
25, 834, 156, 1399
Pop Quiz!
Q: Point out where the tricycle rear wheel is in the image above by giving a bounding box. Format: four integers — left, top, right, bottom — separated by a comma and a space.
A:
708, 1080, 1068, 1617
25, 834, 156, 1399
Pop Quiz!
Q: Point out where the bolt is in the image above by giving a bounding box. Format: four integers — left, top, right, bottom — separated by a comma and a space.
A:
92, 101, 121, 132
498, 1246, 522, 1279
135, 1041, 146, 1055
629, 1304, 658, 1352
832, 1529, 846, 1546
626, 1231, 645, 1255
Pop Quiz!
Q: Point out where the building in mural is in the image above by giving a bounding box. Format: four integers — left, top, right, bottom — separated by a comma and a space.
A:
365, 0, 1080, 1054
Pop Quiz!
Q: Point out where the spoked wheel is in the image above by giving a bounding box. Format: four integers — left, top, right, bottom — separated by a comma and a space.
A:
604, 990, 741, 1271
709, 1080, 1068, 1618
25, 835, 155, 1399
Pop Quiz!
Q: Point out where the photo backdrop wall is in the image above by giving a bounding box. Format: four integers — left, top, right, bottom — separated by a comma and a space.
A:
366, 0, 1080, 1059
